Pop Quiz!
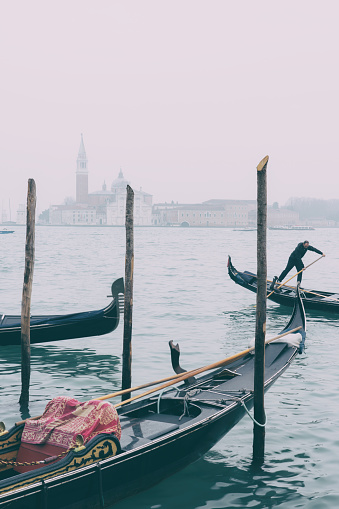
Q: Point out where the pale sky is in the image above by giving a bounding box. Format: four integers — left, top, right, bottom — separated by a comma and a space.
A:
1, 1, 338, 217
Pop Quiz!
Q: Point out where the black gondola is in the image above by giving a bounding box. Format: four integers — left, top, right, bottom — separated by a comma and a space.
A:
0, 287, 306, 508
0, 278, 124, 346
228, 255, 339, 313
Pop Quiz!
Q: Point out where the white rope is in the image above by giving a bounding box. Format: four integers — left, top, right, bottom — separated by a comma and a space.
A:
157, 389, 166, 413
240, 399, 266, 427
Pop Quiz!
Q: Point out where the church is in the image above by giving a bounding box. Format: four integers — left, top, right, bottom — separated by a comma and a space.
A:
49, 135, 153, 225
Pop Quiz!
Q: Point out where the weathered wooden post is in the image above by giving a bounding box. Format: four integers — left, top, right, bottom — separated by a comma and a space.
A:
121, 185, 134, 401
19, 179, 36, 408
253, 155, 268, 463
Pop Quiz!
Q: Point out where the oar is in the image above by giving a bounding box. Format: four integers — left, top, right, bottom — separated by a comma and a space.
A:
113, 326, 302, 409
298, 288, 339, 302
267, 255, 324, 299
14, 373, 192, 425
14, 326, 301, 426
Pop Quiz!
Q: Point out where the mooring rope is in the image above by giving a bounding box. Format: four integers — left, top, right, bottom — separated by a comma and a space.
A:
239, 399, 267, 427
185, 388, 267, 427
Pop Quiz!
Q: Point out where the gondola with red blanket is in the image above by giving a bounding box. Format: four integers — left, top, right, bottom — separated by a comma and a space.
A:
0, 287, 306, 508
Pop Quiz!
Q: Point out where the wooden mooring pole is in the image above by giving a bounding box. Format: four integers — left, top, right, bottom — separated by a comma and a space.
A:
19, 179, 36, 409
253, 156, 268, 463
122, 185, 134, 401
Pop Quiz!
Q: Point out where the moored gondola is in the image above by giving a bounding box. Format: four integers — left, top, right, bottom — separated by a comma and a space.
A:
0, 278, 124, 346
0, 287, 306, 508
228, 255, 339, 313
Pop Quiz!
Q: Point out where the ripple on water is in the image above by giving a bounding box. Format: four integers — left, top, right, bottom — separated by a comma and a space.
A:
1, 226, 338, 508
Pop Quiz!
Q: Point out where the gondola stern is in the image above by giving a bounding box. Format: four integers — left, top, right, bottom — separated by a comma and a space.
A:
112, 277, 124, 301
111, 277, 125, 317
280, 283, 307, 353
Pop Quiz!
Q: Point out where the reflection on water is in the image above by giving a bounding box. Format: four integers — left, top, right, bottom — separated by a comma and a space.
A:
113, 447, 309, 509
0, 341, 121, 425
0, 344, 120, 377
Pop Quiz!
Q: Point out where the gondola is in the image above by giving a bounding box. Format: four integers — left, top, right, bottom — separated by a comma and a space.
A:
228, 255, 339, 313
0, 287, 306, 508
0, 278, 124, 346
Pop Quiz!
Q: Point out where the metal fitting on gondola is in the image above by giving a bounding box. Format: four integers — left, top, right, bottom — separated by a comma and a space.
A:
0, 421, 8, 436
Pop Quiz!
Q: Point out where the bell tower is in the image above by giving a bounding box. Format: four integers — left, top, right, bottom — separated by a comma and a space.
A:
76, 134, 88, 203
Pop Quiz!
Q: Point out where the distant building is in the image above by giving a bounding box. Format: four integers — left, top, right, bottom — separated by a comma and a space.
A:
152, 202, 189, 226
152, 199, 257, 227
48, 135, 153, 225
248, 206, 300, 227
49, 204, 97, 225
76, 134, 89, 204
173, 203, 227, 227
41, 135, 306, 228
267, 206, 299, 226
203, 199, 256, 227
16, 204, 26, 225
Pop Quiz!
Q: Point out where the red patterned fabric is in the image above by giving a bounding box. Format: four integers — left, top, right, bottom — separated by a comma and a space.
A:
21, 396, 121, 449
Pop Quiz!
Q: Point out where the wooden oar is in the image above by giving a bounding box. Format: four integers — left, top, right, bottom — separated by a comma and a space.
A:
299, 288, 339, 302
114, 326, 302, 409
267, 255, 324, 299
266, 277, 338, 302
14, 326, 301, 425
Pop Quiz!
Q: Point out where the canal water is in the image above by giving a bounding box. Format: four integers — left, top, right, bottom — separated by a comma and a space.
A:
1, 226, 338, 508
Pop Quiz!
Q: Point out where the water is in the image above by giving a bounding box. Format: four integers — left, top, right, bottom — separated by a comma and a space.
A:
1, 226, 338, 508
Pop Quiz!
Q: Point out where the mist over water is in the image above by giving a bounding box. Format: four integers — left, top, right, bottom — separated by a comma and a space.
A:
1, 226, 338, 508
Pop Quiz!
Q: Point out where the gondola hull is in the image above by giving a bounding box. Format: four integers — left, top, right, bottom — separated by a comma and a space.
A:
0, 289, 306, 508
0, 406, 252, 509
228, 256, 339, 313
0, 278, 124, 346
0, 351, 300, 509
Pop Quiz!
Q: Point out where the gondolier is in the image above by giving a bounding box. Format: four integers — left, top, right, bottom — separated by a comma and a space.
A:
271, 240, 325, 290
228, 256, 338, 313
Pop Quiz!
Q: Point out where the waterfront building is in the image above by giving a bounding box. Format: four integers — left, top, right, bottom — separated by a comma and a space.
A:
41, 135, 306, 228
267, 206, 299, 226
48, 135, 153, 225
76, 134, 89, 204
49, 204, 97, 225
16, 204, 26, 225
152, 199, 257, 227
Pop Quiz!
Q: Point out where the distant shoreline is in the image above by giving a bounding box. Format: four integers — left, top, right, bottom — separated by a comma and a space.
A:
2, 223, 338, 229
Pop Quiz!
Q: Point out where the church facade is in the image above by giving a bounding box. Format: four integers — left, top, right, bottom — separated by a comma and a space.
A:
49, 135, 153, 226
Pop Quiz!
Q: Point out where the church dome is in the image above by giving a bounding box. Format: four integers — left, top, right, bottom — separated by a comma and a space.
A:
111, 169, 129, 191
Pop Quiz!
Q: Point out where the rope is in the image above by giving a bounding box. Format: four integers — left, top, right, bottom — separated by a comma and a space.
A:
185, 388, 267, 427
157, 389, 166, 414
239, 399, 266, 427
179, 395, 190, 421
0, 446, 74, 467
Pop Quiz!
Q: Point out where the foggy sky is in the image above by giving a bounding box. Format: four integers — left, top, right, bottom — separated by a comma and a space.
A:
1, 1, 338, 217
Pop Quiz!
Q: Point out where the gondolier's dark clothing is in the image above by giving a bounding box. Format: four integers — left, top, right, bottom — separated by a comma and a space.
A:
278, 243, 323, 283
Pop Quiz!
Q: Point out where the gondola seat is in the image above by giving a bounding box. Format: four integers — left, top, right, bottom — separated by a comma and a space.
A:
14, 396, 121, 474
241, 271, 257, 284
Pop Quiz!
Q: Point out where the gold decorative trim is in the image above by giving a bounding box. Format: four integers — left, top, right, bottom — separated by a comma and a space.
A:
0, 436, 118, 495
